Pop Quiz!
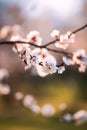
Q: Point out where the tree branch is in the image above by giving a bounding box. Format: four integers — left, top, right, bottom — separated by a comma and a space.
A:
0, 41, 72, 56
0, 23, 87, 57
46, 47, 72, 56
68, 23, 87, 38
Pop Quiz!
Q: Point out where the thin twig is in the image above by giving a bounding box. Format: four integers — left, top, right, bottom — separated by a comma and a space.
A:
44, 39, 60, 47
68, 24, 87, 38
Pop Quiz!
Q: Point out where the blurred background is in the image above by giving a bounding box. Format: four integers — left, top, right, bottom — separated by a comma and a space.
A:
0, 0, 87, 130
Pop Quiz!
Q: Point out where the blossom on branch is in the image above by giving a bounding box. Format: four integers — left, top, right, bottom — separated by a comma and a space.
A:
0, 68, 9, 81
51, 30, 60, 39
36, 54, 57, 77
27, 31, 42, 45
63, 49, 87, 72
0, 24, 87, 76
0, 83, 10, 95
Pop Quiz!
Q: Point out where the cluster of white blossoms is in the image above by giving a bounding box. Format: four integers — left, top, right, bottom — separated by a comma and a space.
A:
14, 92, 55, 116
51, 30, 75, 49
1, 24, 87, 75
59, 113, 73, 123
73, 110, 87, 125
14, 91, 87, 125
63, 49, 87, 72
0, 68, 11, 95
27, 31, 42, 46
11, 30, 68, 77
14, 92, 24, 101
0, 83, 10, 95
59, 109, 87, 125
9, 28, 87, 76
41, 104, 55, 117
0, 68, 9, 81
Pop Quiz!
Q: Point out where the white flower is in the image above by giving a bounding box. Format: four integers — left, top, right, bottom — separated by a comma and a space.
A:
43, 56, 57, 73
30, 104, 40, 114
67, 32, 75, 43
63, 113, 73, 122
36, 55, 57, 77
40, 49, 49, 59
23, 95, 37, 108
0, 68, 9, 81
51, 30, 74, 50
27, 31, 42, 45
63, 56, 74, 65
14, 92, 24, 101
24, 48, 40, 70
78, 64, 86, 72
59, 103, 67, 111
60, 34, 67, 43
55, 32, 75, 50
11, 35, 29, 53
10, 35, 23, 42
73, 50, 87, 72
0, 83, 11, 95
60, 32, 75, 43
0, 25, 11, 39
41, 104, 55, 117
18, 47, 32, 70
51, 30, 60, 39
57, 66, 65, 74
55, 42, 68, 50
24, 65, 32, 70
15, 47, 41, 70
63, 50, 87, 72
35, 65, 49, 77
20, 48, 32, 70
73, 50, 87, 64
31, 49, 41, 65
73, 110, 87, 125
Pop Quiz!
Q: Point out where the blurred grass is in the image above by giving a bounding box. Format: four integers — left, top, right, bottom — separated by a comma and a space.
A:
0, 74, 87, 130
0, 107, 87, 130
